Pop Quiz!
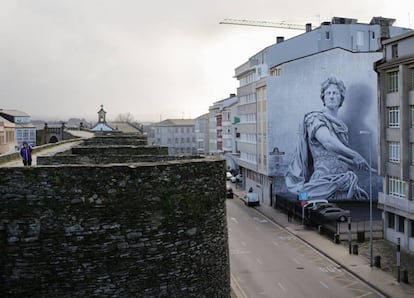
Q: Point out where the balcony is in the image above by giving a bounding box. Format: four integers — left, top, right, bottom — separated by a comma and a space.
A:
378, 192, 414, 217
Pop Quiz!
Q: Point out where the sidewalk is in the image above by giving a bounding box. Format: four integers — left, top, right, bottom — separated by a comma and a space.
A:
230, 186, 414, 298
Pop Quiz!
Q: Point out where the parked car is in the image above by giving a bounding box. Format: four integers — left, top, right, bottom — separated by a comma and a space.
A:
313, 202, 337, 211
230, 176, 237, 183
303, 199, 329, 209
226, 172, 233, 180
236, 174, 243, 183
244, 192, 259, 207
226, 188, 234, 199
318, 207, 350, 222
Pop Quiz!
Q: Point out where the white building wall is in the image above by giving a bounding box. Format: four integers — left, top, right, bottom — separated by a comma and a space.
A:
265, 49, 383, 198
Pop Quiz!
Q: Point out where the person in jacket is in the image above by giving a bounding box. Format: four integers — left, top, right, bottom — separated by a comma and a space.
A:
20, 141, 33, 166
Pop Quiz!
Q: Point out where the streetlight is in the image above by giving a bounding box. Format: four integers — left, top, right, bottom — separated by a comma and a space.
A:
360, 130, 373, 267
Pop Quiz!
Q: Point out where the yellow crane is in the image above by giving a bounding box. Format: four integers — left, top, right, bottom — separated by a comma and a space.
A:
219, 18, 306, 31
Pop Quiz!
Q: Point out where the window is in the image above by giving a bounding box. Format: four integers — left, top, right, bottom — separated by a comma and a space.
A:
270, 67, 282, 76
389, 176, 406, 198
388, 213, 395, 229
325, 31, 330, 40
412, 144, 414, 165
388, 107, 400, 128
411, 69, 414, 90
411, 106, 414, 127
411, 220, 414, 237
388, 142, 400, 163
387, 71, 399, 93
356, 31, 364, 46
392, 44, 398, 59
398, 216, 405, 233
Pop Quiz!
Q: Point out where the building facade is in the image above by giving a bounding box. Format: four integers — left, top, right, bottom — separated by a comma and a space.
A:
194, 113, 209, 155
153, 119, 196, 155
375, 31, 414, 251
0, 109, 36, 147
0, 116, 16, 154
208, 94, 238, 155
234, 17, 411, 205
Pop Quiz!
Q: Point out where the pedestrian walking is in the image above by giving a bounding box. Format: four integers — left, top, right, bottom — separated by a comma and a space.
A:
20, 141, 33, 166
288, 208, 293, 222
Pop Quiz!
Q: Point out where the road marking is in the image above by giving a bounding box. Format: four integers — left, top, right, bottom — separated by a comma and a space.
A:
256, 258, 263, 265
230, 217, 239, 224
279, 235, 295, 241
319, 281, 329, 289
272, 240, 279, 246
231, 273, 248, 298
253, 217, 268, 223
293, 258, 301, 265
230, 249, 251, 255
319, 265, 342, 273
278, 282, 286, 292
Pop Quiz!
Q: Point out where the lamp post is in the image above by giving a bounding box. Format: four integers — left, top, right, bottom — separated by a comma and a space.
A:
360, 130, 373, 267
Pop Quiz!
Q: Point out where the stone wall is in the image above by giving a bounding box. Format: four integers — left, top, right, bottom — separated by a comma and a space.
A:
82, 135, 147, 146
37, 154, 204, 165
71, 145, 168, 156
0, 157, 230, 297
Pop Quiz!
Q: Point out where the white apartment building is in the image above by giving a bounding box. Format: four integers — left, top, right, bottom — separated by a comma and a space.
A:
0, 109, 36, 148
234, 17, 411, 205
0, 116, 16, 154
153, 119, 196, 156
375, 31, 414, 251
208, 94, 238, 155
194, 113, 209, 155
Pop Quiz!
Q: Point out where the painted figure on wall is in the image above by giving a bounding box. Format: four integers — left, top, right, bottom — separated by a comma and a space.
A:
285, 77, 374, 201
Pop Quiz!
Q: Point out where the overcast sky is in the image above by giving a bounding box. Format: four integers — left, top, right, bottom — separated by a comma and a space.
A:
0, 0, 412, 122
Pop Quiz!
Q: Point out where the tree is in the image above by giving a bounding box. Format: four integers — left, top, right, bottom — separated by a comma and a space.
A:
115, 112, 134, 123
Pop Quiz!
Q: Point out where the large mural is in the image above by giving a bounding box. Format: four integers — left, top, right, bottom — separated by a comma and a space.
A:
285, 77, 374, 201
268, 48, 382, 202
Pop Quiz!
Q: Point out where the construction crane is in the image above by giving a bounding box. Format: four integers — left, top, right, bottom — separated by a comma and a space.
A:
219, 18, 306, 31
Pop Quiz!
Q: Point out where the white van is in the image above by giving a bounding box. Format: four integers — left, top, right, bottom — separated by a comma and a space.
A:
244, 192, 260, 207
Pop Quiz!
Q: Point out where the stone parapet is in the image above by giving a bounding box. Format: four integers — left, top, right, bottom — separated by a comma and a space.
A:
0, 157, 230, 297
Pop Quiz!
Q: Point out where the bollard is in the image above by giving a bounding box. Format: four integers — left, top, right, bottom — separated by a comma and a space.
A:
334, 234, 340, 244
318, 225, 323, 234
374, 255, 381, 268
402, 269, 409, 284
357, 231, 365, 242
352, 244, 359, 255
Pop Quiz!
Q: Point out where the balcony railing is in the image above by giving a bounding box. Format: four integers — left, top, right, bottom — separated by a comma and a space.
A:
378, 192, 414, 214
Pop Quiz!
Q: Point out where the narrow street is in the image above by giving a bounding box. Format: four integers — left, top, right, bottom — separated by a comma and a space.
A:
227, 198, 384, 298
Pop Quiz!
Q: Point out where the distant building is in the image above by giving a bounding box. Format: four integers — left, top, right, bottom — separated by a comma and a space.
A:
107, 122, 142, 133
0, 109, 36, 147
234, 16, 411, 204
194, 113, 209, 155
91, 105, 113, 132
208, 94, 238, 155
375, 30, 414, 251
153, 119, 196, 155
0, 115, 16, 154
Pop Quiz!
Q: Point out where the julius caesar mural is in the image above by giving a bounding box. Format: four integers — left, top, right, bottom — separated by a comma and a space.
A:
284, 77, 375, 201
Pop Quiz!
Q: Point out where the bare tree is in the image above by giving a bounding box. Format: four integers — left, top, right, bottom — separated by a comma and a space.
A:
115, 112, 134, 123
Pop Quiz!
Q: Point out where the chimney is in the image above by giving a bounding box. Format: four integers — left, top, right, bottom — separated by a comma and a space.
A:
230, 93, 236, 97
276, 36, 284, 43
306, 23, 312, 32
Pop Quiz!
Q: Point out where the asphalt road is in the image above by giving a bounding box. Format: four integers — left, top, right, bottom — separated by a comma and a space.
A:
227, 198, 385, 298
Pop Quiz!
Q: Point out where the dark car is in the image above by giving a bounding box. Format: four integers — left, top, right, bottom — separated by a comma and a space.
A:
226, 188, 234, 199
314, 202, 337, 211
